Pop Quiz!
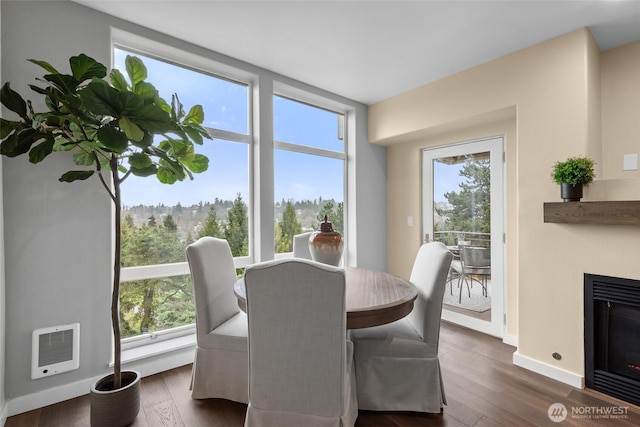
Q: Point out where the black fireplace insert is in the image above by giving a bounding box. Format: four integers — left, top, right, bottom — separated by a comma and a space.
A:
584, 273, 640, 406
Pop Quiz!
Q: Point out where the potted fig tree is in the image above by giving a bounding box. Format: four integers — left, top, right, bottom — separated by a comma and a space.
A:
0, 54, 211, 426
551, 156, 595, 202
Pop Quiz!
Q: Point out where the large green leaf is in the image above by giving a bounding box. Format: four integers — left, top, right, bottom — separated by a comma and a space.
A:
28, 138, 55, 163
156, 166, 179, 184
72, 150, 96, 166
0, 128, 37, 157
69, 54, 107, 82
159, 157, 186, 180
183, 105, 204, 124
125, 55, 147, 87
59, 170, 94, 182
133, 82, 158, 100
0, 118, 20, 139
109, 69, 129, 92
119, 91, 145, 112
28, 84, 48, 96
182, 125, 210, 145
1, 83, 28, 118
129, 152, 153, 169
97, 126, 129, 153
119, 116, 144, 142
163, 137, 191, 158
130, 164, 157, 177
130, 132, 153, 149
43, 74, 80, 95
183, 153, 209, 173
53, 136, 77, 152
79, 81, 122, 116
27, 59, 60, 74
125, 104, 172, 134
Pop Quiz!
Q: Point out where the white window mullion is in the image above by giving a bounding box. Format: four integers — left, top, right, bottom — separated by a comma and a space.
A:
274, 140, 346, 160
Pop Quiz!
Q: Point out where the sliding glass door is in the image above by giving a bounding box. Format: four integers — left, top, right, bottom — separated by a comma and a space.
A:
422, 137, 504, 337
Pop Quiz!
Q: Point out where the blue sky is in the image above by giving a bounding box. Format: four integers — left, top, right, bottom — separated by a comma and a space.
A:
114, 49, 344, 207
433, 161, 465, 204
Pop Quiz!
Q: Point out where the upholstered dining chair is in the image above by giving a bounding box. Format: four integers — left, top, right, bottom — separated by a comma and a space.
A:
185, 237, 248, 403
292, 231, 313, 259
350, 241, 453, 413
243, 258, 358, 426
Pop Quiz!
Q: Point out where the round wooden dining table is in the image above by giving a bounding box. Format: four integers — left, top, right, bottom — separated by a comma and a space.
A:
233, 266, 418, 329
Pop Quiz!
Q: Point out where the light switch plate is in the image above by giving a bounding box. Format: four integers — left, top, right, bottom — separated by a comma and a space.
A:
623, 153, 638, 171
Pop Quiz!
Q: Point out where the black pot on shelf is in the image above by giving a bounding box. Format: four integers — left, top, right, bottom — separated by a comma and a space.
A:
560, 182, 583, 202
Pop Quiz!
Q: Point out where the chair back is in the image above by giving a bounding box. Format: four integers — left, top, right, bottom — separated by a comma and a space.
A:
244, 258, 347, 418
460, 245, 490, 268
186, 237, 239, 342
292, 231, 313, 259
406, 242, 453, 347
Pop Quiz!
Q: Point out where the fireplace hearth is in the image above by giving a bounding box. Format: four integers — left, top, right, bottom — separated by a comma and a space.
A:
584, 273, 640, 406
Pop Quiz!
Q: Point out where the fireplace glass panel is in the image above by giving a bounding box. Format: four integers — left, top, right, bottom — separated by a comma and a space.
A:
585, 273, 640, 407
594, 301, 640, 382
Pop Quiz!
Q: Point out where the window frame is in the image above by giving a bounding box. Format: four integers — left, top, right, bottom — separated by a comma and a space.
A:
272, 93, 348, 257
111, 29, 353, 355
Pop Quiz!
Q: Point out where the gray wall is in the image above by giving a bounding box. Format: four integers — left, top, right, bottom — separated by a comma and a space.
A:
1, 0, 386, 411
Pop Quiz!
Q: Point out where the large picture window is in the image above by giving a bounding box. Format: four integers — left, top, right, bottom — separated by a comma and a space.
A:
114, 47, 250, 339
273, 96, 346, 254
112, 41, 351, 350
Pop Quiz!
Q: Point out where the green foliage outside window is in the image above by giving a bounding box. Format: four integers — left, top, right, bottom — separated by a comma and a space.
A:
120, 215, 194, 337
435, 160, 491, 236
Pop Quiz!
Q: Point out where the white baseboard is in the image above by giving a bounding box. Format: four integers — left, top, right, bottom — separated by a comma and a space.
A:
1, 399, 8, 427
7, 345, 195, 418
502, 333, 518, 347
513, 350, 584, 389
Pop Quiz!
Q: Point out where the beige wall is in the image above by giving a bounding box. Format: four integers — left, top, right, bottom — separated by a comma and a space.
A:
370, 29, 640, 380
601, 41, 640, 180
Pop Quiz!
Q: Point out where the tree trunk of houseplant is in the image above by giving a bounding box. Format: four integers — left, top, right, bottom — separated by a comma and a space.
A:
90, 156, 141, 427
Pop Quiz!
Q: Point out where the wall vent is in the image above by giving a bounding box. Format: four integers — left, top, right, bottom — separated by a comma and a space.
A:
31, 323, 80, 379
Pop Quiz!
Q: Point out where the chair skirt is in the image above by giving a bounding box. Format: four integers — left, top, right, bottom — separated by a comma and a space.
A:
351, 318, 446, 413
190, 345, 249, 403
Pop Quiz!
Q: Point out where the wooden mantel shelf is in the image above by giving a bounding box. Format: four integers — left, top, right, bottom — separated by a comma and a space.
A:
544, 201, 640, 225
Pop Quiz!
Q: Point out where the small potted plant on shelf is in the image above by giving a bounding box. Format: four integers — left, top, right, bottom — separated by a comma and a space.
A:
551, 156, 595, 202
0, 54, 211, 426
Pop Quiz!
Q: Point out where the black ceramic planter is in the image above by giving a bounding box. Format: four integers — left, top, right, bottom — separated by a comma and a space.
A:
560, 182, 583, 202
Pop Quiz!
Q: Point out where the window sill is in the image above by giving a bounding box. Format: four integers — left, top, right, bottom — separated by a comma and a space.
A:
114, 333, 197, 367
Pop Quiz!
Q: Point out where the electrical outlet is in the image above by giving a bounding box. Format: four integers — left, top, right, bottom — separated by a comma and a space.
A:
623, 153, 638, 171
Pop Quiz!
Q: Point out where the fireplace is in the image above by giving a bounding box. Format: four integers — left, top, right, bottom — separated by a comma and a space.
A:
584, 273, 640, 406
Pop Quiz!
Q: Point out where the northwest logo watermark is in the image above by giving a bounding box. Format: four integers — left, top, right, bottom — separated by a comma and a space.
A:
548, 403, 629, 423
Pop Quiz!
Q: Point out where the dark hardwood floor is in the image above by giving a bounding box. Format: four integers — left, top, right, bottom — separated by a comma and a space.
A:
6, 321, 640, 426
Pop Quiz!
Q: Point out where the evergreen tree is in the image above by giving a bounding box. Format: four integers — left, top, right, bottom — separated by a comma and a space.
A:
440, 159, 491, 234
120, 222, 191, 336
276, 200, 302, 252
199, 206, 222, 238
163, 214, 178, 232
334, 202, 344, 234
148, 215, 157, 227
225, 193, 249, 257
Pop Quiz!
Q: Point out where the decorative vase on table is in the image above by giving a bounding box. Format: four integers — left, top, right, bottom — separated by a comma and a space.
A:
309, 215, 344, 266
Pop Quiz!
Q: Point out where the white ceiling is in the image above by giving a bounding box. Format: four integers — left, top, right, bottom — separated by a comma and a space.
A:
73, 0, 640, 105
